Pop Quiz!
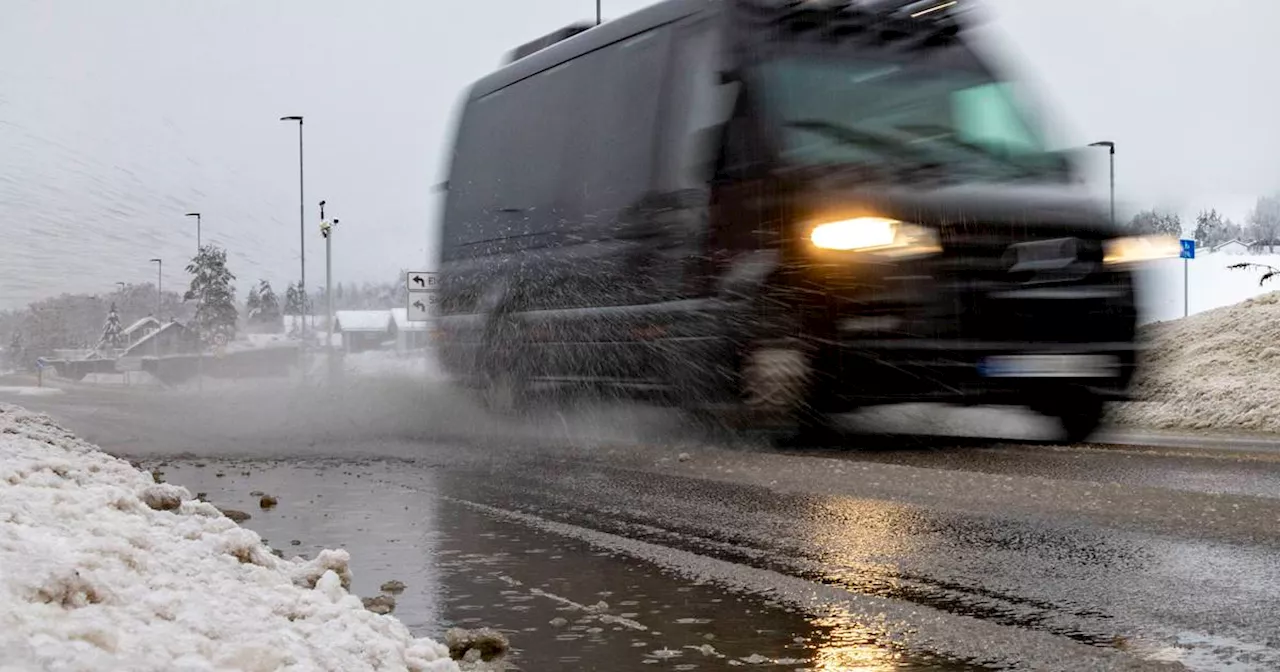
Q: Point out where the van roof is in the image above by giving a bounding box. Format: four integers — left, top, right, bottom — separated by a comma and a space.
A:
471, 0, 968, 100
471, 0, 712, 99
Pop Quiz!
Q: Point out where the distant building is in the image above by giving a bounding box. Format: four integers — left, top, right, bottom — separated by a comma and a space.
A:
122, 321, 198, 358
390, 308, 431, 354
1211, 239, 1251, 256
333, 310, 393, 353
1249, 239, 1280, 255
121, 317, 162, 348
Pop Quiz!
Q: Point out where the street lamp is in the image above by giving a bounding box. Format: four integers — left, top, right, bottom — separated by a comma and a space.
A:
185, 212, 202, 253
596, 0, 601, 25
149, 259, 162, 317
1089, 141, 1116, 227
185, 212, 204, 391
150, 258, 162, 359
280, 115, 306, 336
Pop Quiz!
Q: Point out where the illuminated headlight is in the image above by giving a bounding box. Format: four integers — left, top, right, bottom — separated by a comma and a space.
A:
809, 217, 942, 257
1103, 235, 1180, 265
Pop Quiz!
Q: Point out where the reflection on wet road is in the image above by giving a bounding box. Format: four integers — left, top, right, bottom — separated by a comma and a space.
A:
12, 378, 1280, 671
154, 459, 973, 671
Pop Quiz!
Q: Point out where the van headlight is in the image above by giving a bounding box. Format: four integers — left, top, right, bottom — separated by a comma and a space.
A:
809, 217, 942, 258
1103, 235, 1180, 265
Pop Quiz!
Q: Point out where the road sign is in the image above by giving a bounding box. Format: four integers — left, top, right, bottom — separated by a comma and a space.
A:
35, 357, 47, 370
1180, 239, 1196, 260
407, 292, 439, 322
212, 333, 228, 347
406, 271, 439, 292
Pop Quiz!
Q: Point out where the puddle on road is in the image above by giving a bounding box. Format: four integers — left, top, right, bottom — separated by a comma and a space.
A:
146, 458, 979, 671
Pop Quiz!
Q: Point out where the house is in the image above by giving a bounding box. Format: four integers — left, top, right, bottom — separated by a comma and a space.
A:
390, 308, 431, 354
122, 321, 198, 358
1211, 239, 1251, 256
333, 310, 393, 353
121, 316, 162, 348
1249, 239, 1279, 255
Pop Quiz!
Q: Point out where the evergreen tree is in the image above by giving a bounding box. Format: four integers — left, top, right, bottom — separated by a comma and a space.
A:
1193, 209, 1226, 248
258, 280, 282, 325
245, 284, 263, 321
284, 282, 303, 316
184, 245, 238, 343
7, 331, 23, 370
97, 303, 124, 351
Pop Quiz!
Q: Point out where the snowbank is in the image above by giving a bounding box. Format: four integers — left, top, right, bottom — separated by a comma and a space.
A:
1110, 291, 1280, 432
0, 403, 459, 672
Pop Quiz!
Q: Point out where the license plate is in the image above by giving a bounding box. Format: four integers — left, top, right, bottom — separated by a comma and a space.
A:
978, 354, 1118, 378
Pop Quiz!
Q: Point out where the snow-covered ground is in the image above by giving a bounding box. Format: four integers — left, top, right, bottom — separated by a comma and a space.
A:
0, 386, 64, 397
0, 402, 460, 672
1134, 252, 1278, 324
1110, 291, 1280, 433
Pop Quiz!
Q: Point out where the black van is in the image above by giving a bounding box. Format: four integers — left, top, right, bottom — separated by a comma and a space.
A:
434, 0, 1157, 442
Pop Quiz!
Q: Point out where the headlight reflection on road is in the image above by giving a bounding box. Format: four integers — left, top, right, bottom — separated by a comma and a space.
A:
797, 498, 934, 670
806, 607, 902, 672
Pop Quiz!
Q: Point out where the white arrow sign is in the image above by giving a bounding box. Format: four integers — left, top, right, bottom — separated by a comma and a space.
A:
406, 271, 439, 293
406, 292, 439, 322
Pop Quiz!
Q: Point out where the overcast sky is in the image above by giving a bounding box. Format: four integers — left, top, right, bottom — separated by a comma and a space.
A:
2, 0, 1277, 309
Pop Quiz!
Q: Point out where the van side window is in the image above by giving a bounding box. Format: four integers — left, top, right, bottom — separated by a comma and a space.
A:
442, 94, 511, 254
442, 66, 577, 255
560, 27, 672, 233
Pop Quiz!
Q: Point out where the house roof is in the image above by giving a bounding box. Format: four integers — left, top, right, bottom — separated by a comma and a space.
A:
390, 308, 429, 332
122, 322, 190, 357
122, 316, 161, 337
334, 310, 393, 332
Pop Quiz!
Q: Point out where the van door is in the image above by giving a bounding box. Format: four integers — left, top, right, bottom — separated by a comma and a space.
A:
538, 26, 674, 382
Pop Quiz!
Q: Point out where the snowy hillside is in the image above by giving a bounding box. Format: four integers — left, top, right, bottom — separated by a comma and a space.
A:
0, 403, 459, 672
1111, 291, 1280, 432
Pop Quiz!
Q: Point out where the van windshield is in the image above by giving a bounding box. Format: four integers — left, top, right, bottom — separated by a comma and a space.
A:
752, 55, 1065, 181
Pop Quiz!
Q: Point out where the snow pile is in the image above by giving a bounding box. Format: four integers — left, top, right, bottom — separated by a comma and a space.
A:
0, 403, 459, 672
1110, 291, 1280, 432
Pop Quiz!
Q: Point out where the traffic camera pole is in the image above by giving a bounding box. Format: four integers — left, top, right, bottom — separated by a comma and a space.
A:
320, 201, 338, 381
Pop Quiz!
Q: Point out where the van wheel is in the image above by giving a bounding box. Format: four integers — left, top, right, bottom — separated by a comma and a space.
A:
740, 339, 836, 443
1042, 390, 1105, 444
477, 317, 528, 415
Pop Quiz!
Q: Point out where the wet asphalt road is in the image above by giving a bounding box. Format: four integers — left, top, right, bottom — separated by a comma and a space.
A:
6, 372, 1280, 671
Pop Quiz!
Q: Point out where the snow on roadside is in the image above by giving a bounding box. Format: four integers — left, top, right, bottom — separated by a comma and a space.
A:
1109, 291, 1280, 433
0, 402, 459, 672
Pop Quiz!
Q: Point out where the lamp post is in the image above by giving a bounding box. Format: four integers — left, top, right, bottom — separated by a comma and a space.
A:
186, 212, 204, 391
185, 212, 202, 252
1089, 141, 1115, 227
150, 258, 162, 359
596, 0, 601, 25
280, 115, 306, 337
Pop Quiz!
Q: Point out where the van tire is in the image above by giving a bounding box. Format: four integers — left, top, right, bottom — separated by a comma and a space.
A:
1043, 390, 1105, 444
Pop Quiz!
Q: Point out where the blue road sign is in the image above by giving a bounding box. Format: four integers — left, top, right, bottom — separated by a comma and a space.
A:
1180, 239, 1196, 260
35, 357, 47, 370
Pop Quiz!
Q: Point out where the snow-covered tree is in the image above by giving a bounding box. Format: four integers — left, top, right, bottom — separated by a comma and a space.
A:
97, 303, 124, 351
1193, 209, 1227, 248
257, 280, 282, 325
245, 284, 262, 321
184, 245, 238, 343
1127, 209, 1183, 237
1247, 194, 1280, 253
7, 331, 23, 370
284, 282, 303, 316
